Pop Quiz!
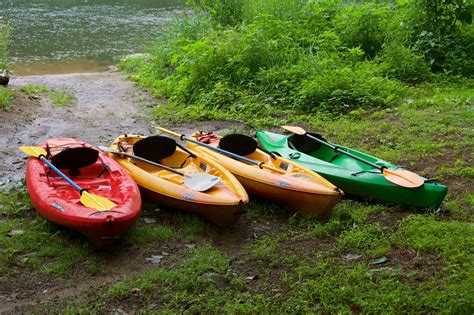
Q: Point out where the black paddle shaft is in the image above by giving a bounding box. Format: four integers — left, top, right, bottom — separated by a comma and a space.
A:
305, 134, 384, 171
107, 149, 185, 176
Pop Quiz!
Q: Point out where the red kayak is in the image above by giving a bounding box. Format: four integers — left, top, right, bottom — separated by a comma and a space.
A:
25, 138, 142, 248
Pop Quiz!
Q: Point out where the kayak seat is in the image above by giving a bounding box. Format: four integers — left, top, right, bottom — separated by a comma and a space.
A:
288, 133, 327, 154
51, 147, 99, 176
133, 135, 177, 164
220, 133, 278, 159
219, 134, 258, 156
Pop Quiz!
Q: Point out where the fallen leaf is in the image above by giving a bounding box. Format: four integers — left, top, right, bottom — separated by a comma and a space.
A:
7, 229, 24, 236
344, 253, 363, 261
146, 255, 163, 264
131, 288, 141, 295
245, 275, 258, 281
143, 218, 156, 224
371, 256, 388, 265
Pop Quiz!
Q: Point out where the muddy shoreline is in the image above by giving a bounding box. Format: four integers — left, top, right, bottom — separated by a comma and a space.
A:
0, 71, 155, 185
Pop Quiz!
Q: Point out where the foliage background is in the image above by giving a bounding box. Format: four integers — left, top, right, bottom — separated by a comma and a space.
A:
120, 0, 473, 123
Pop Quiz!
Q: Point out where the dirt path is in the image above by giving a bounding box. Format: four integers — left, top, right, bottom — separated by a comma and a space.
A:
0, 71, 154, 185
0, 71, 155, 313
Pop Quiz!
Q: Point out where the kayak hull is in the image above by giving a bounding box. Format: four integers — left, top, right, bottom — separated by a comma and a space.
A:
26, 138, 142, 248
109, 135, 249, 226
185, 132, 343, 216
256, 131, 447, 209
234, 174, 341, 215
139, 186, 245, 226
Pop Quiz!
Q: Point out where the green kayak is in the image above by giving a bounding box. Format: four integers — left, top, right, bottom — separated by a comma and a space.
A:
256, 131, 447, 209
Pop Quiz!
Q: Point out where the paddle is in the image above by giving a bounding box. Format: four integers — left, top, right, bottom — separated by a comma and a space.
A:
281, 126, 424, 188
98, 146, 221, 192
154, 126, 287, 174
19, 146, 117, 211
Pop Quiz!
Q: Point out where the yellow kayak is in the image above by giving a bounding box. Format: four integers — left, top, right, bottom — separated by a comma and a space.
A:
108, 134, 249, 226
158, 129, 343, 216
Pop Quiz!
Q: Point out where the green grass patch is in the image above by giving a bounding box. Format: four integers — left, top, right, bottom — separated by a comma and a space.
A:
0, 86, 14, 110
286, 254, 473, 313
338, 222, 391, 256
444, 193, 474, 220
123, 223, 175, 245
20, 84, 47, 98
393, 215, 474, 263
50, 90, 76, 108
0, 217, 95, 275
289, 201, 386, 238
108, 245, 259, 312
437, 159, 474, 180
0, 182, 31, 218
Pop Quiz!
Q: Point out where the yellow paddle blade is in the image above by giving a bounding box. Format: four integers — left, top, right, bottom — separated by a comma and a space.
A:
80, 191, 117, 211
281, 125, 306, 135
19, 146, 47, 158
383, 169, 424, 188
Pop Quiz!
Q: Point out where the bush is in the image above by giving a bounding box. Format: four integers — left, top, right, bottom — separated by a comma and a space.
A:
409, 0, 473, 73
0, 20, 8, 71
296, 64, 401, 113
191, 0, 243, 26
380, 42, 432, 84
334, 2, 390, 59
120, 0, 473, 122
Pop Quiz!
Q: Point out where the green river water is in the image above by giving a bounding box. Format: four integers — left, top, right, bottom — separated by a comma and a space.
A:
1, 0, 185, 75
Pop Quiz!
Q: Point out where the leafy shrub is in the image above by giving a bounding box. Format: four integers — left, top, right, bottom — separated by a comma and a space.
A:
334, 2, 390, 59
191, 0, 243, 26
120, 0, 473, 122
0, 20, 8, 70
442, 28, 474, 76
409, 0, 473, 73
295, 58, 401, 113
380, 42, 432, 84
192, 0, 306, 25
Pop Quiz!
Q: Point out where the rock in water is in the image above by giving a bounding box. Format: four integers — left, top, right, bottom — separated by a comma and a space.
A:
0, 69, 9, 86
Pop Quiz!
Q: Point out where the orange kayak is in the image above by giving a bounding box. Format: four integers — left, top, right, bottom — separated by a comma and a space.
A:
183, 131, 343, 216
108, 135, 248, 226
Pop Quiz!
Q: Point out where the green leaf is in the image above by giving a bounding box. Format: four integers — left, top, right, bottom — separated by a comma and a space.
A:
459, 10, 472, 24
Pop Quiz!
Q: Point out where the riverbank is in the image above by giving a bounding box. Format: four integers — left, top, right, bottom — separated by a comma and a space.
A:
0, 71, 154, 185
0, 0, 473, 312
0, 69, 472, 313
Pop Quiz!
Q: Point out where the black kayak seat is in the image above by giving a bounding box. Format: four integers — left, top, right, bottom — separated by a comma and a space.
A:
51, 147, 99, 170
288, 133, 327, 154
133, 135, 177, 163
219, 134, 258, 156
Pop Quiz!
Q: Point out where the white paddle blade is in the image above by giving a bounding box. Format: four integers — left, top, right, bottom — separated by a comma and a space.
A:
98, 146, 115, 153
184, 173, 221, 192
281, 125, 306, 135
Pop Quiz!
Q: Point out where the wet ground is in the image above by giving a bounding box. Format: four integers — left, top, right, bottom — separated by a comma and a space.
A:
0, 71, 155, 185
0, 71, 248, 314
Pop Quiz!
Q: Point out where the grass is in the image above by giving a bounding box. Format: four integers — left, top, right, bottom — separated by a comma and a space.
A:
2, 0, 473, 311
1, 85, 77, 112
50, 90, 76, 108
0, 86, 14, 110
20, 84, 47, 98
1, 148, 473, 313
